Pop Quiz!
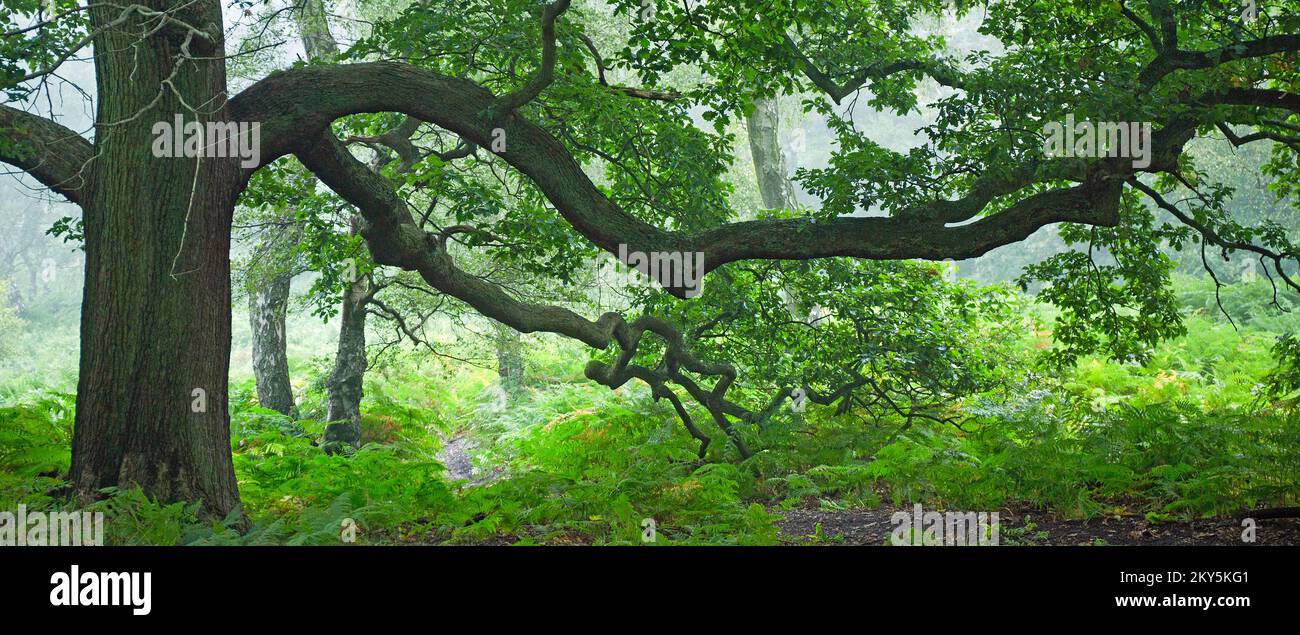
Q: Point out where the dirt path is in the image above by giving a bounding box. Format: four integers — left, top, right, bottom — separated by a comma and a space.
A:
776, 506, 1300, 545
436, 432, 476, 482
435, 431, 503, 488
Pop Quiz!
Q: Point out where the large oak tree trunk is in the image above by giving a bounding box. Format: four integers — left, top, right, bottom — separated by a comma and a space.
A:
70, 2, 242, 517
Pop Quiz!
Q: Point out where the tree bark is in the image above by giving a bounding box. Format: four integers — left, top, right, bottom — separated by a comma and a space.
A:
294, 0, 339, 61
69, 1, 242, 517
247, 261, 296, 416
747, 96, 809, 318
746, 96, 799, 212
323, 275, 367, 450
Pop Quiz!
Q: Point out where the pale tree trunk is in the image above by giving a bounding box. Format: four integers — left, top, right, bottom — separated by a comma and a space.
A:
70, 1, 242, 517
746, 96, 799, 212
20, 251, 38, 311
294, 0, 366, 451
245, 212, 301, 417
247, 257, 296, 416
746, 96, 808, 319
244, 0, 341, 416
295, 0, 338, 61
494, 323, 524, 395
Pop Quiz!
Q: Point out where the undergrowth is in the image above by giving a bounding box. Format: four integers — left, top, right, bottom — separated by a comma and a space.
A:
1, 276, 1296, 545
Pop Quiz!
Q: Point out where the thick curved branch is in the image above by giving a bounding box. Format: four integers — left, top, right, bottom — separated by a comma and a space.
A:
232, 62, 1128, 297
1140, 32, 1300, 87
1171, 35, 1300, 74
0, 105, 95, 204
1203, 88, 1300, 113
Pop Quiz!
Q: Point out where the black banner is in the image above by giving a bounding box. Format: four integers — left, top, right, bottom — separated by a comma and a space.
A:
0, 546, 1292, 622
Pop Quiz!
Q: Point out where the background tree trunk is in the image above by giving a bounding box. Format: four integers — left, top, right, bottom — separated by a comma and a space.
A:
295, 0, 339, 61
746, 96, 799, 211
298, 0, 364, 451
324, 275, 368, 450
243, 0, 340, 417
746, 95, 809, 320
70, 1, 242, 517
248, 260, 296, 416
495, 323, 524, 395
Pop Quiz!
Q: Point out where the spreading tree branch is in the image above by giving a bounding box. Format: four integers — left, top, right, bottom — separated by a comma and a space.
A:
0, 105, 95, 204
231, 62, 1130, 298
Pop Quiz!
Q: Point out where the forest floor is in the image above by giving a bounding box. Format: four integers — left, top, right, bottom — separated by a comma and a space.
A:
423, 438, 1300, 546
393, 505, 1300, 546
775, 505, 1300, 546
